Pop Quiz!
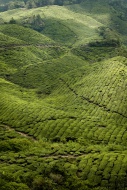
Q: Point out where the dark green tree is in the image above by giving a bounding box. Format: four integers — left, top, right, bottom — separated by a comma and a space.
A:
9, 17, 16, 24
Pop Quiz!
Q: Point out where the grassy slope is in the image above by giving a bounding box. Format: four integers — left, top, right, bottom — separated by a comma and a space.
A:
0, 5, 102, 46
0, 1, 125, 46
1, 55, 127, 141
0, 31, 25, 45
68, 0, 127, 44
1, 1, 127, 190
0, 24, 54, 44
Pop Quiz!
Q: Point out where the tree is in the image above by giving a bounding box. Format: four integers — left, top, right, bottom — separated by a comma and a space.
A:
9, 17, 16, 24
23, 14, 45, 31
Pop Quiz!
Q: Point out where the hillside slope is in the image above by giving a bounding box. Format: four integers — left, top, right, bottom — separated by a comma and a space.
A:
1, 0, 127, 45
0, 5, 102, 46
1, 1, 127, 190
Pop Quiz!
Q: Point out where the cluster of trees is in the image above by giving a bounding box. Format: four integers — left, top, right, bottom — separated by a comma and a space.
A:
21, 14, 45, 31
0, 0, 83, 12
0, 1, 25, 12
1, 0, 126, 13
8, 15, 45, 32
27, 0, 82, 8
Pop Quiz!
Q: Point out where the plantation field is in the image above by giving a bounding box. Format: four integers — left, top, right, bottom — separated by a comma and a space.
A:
1, 1, 127, 46
1, 124, 127, 190
1, 55, 127, 143
1, 1, 127, 189
0, 24, 54, 45
0, 5, 102, 46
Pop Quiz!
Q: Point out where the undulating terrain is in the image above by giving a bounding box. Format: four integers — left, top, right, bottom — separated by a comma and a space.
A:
1, 0, 127, 189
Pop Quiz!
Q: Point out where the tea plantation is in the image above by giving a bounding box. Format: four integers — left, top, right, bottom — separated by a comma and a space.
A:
1, 0, 127, 189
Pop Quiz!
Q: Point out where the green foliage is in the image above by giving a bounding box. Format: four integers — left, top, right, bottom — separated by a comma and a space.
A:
1, 1, 127, 190
0, 0, 83, 12
21, 14, 45, 32
0, 24, 53, 44
0, 5, 101, 46
42, 18, 76, 45
9, 17, 17, 24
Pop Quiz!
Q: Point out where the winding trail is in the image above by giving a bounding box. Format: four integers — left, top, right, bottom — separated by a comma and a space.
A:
0, 44, 61, 49
30, 153, 87, 159
1, 124, 37, 141
1, 124, 88, 159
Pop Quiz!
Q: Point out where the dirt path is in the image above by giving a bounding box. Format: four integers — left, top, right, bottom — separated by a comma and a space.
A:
0, 44, 60, 49
1, 124, 88, 159
38, 153, 87, 159
26, 154, 87, 160
1, 124, 37, 141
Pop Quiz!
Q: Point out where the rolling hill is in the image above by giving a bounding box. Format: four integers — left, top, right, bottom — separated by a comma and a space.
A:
1, 1, 127, 190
